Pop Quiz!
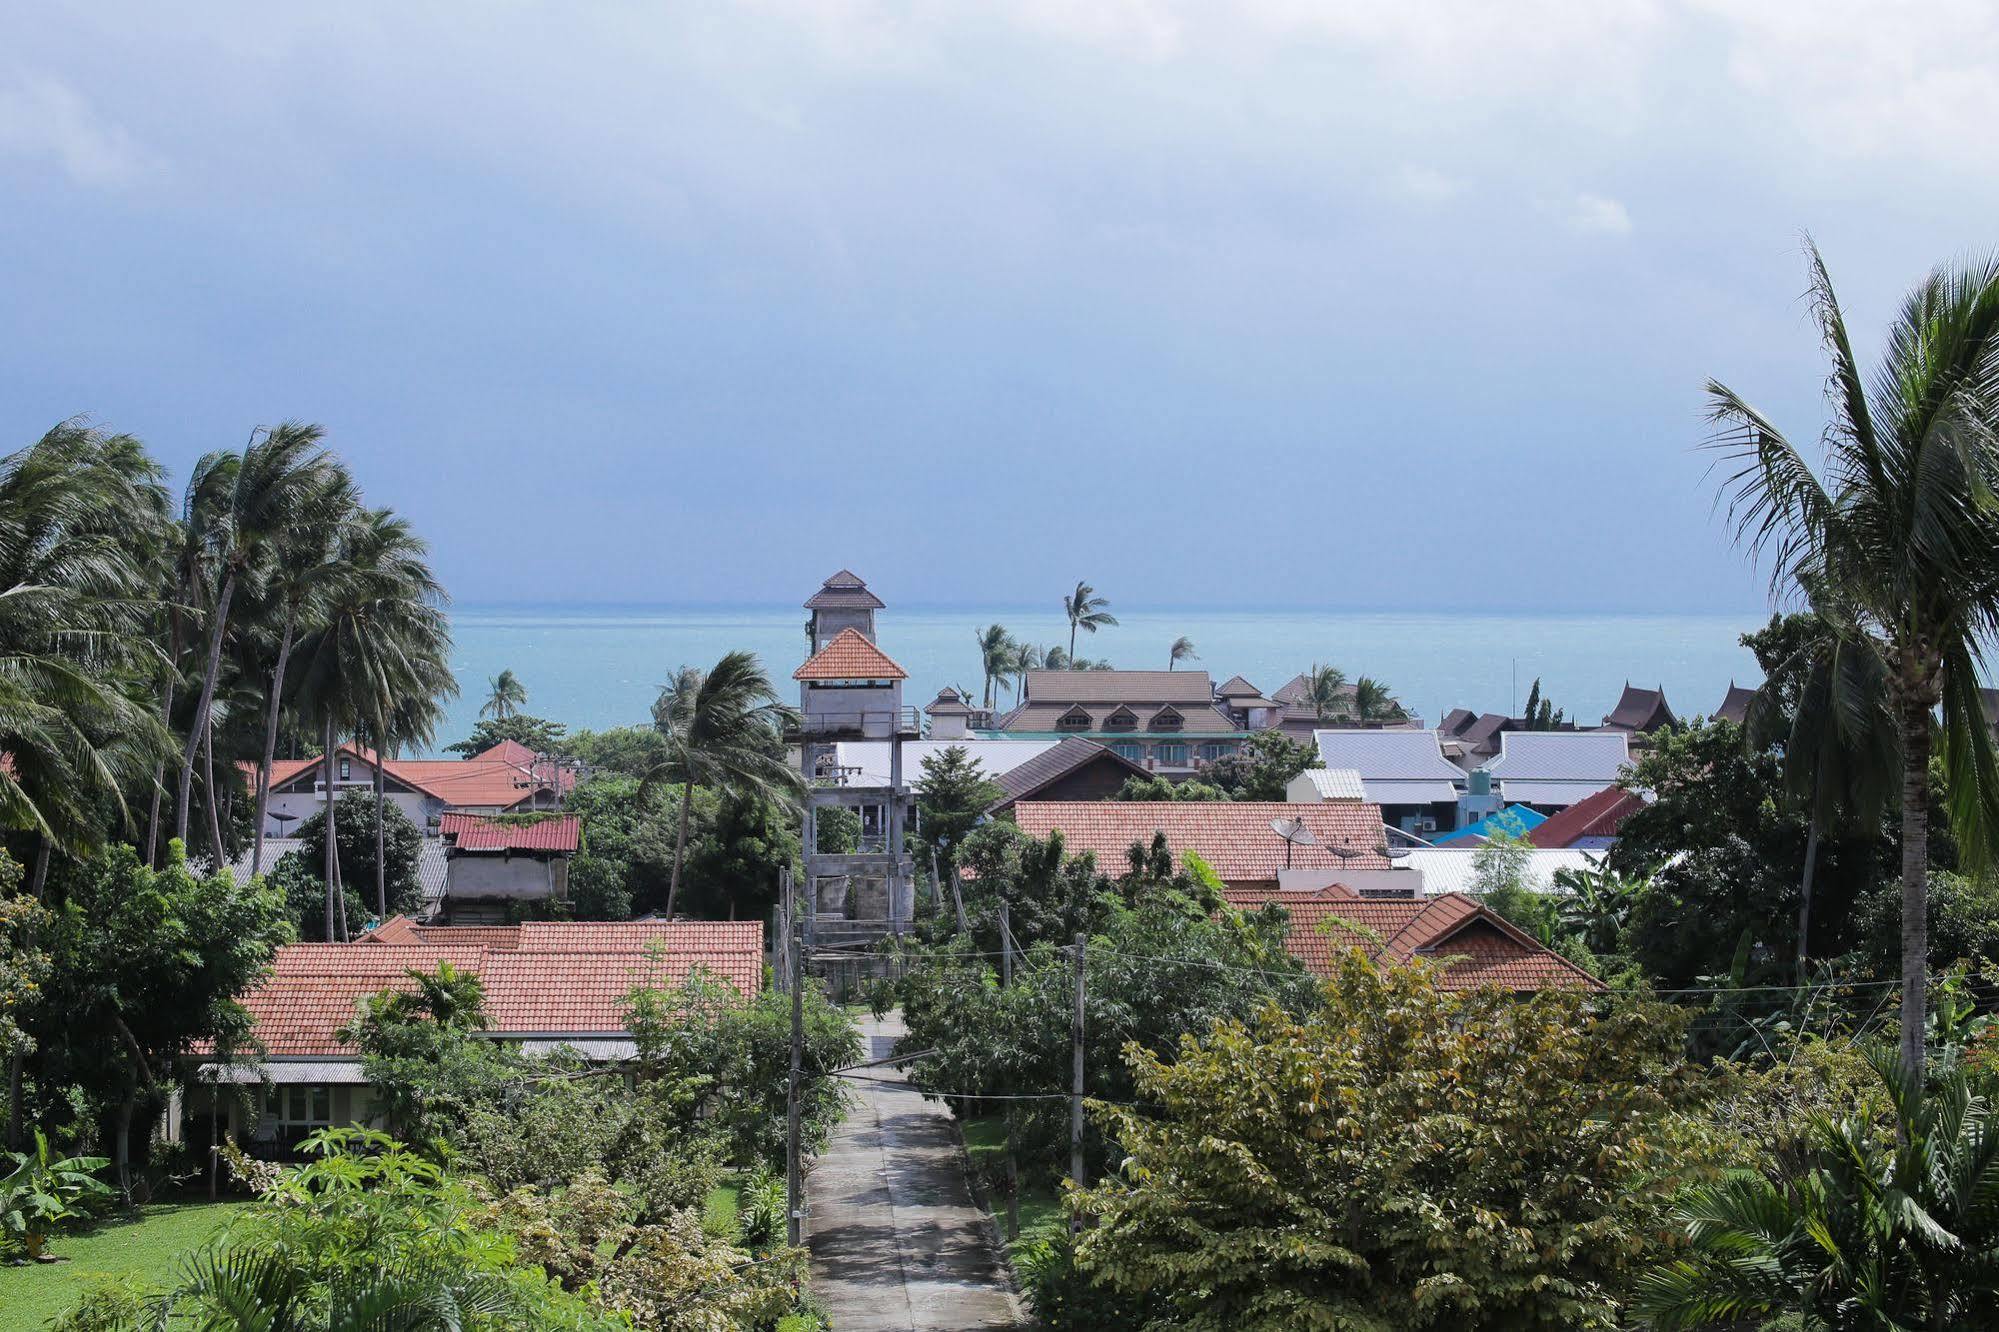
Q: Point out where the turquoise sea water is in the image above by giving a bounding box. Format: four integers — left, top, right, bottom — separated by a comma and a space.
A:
436, 602, 1767, 753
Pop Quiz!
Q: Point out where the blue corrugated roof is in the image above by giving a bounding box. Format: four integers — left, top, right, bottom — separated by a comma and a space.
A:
1430, 804, 1547, 845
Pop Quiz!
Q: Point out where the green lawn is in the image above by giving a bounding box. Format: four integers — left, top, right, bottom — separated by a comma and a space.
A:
0, 1200, 248, 1329
703, 1178, 743, 1239
960, 1115, 1065, 1257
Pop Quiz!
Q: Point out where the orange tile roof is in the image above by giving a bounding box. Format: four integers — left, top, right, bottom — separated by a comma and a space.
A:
794, 627, 908, 681
250, 742, 573, 812
443, 814, 581, 853
1012, 801, 1391, 881
1526, 786, 1643, 848
230, 921, 764, 1056
1225, 888, 1601, 992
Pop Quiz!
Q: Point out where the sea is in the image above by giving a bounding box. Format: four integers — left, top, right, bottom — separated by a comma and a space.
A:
435, 602, 1769, 753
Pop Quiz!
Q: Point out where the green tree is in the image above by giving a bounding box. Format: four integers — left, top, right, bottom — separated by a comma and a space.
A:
973, 624, 1013, 712
1351, 674, 1401, 723
915, 745, 1002, 873
1008, 640, 1042, 705
640, 652, 798, 921
1708, 240, 1999, 1071
1115, 773, 1227, 801
445, 714, 569, 759
1073, 951, 1690, 1329
290, 791, 423, 923
481, 668, 527, 721
1635, 1049, 1999, 1330
1167, 635, 1198, 669
1200, 730, 1322, 801
1061, 580, 1117, 664
1305, 662, 1348, 720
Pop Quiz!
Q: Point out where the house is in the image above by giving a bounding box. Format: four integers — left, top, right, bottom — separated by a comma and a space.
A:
1526, 785, 1645, 850
1213, 675, 1285, 730
1438, 710, 1515, 767
175, 919, 763, 1151
1010, 800, 1402, 891
1284, 767, 1367, 802
245, 739, 572, 838
985, 738, 1151, 814
1601, 683, 1677, 735
1311, 729, 1466, 835
435, 813, 581, 924
993, 670, 1248, 775
1224, 885, 1601, 991
1476, 731, 1631, 811
1715, 682, 1758, 726
923, 688, 980, 739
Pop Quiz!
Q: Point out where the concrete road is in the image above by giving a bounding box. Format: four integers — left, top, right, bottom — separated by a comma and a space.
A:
806, 1014, 1029, 1330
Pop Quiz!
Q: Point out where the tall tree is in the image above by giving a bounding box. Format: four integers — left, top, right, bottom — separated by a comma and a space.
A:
145, 451, 234, 864
1708, 240, 1999, 1072
1352, 676, 1400, 724
1008, 640, 1041, 705
173, 423, 339, 849
1061, 580, 1118, 664
1305, 663, 1347, 721
973, 624, 1013, 712
480, 668, 527, 721
1167, 635, 1198, 670
641, 652, 800, 921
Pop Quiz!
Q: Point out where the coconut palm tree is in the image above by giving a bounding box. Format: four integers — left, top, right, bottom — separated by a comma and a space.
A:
973, 625, 1013, 711
1708, 241, 1999, 1072
1352, 676, 1400, 724
1061, 580, 1117, 664
480, 668, 527, 721
1305, 663, 1348, 721
1168, 636, 1198, 670
1008, 640, 1041, 705
642, 651, 799, 921
174, 423, 341, 849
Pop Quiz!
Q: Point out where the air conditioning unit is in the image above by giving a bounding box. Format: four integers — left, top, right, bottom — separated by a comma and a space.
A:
1414, 816, 1438, 834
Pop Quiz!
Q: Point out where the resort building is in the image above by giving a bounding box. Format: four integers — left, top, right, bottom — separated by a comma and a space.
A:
1475, 731, 1632, 811
1311, 729, 1467, 836
1714, 682, 1758, 726
816, 737, 1064, 791
1225, 885, 1601, 992
1009, 800, 1402, 892
434, 812, 581, 924
993, 670, 1248, 775
1600, 683, 1678, 735
245, 738, 571, 838
1213, 675, 1285, 730
1525, 785, 1645, 850
175, 920, 762, 1153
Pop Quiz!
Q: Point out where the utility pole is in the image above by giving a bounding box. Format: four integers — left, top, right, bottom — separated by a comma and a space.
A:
942, 846, 969, 935
787, 887, 805, 1249
1070, 932, 1086, 1234
1001, 901, 1020, 1241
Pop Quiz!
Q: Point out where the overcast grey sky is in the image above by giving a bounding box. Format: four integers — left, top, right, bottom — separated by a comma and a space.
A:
5, 2, 1997, 611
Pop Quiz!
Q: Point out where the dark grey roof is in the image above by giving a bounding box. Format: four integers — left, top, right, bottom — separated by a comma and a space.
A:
1461, 713, 1513, 753
1602, 683, 1676, 732
925, 688, 974, 715
1214, 674, 1264, 698
804, 570, 885, 610
1715, 682, 1758, 725
1438, 708, 1478, 737
987, 738, 1150, 812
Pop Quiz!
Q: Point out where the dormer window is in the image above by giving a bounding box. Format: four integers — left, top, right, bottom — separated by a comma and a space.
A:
1103, 707, 1138, 732
1149, 706, 1184, 732
1056, 706, 1092, 731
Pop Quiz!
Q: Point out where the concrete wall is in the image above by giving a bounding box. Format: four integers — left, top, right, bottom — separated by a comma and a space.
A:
802, 681, 903, 736
263, 785, 433, 835
446, 852, 562, 900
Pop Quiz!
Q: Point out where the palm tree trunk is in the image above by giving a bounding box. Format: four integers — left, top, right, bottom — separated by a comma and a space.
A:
1797, 809, 1821, 986
251, 611, 296, 876
175, 570, 237, 846
203, 720, 226, 869
323, 714, 338, 942
666, 779, 693, 920
1898, 689, 1933, 1076
146, 611, 184, 867
374, 742, 388, 920
1068, 620, 1077, 663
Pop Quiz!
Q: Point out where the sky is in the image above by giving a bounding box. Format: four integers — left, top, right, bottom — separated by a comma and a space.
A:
5, 2, 1998, 614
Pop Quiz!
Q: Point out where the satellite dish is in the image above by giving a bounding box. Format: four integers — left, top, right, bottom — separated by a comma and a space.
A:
1327, 843, 1363, 860
1380, 842, 1411, 860
1269, 817, 1317, 869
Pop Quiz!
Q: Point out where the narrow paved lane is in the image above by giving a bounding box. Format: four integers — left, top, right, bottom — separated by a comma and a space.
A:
806, 1013, 1028, 1330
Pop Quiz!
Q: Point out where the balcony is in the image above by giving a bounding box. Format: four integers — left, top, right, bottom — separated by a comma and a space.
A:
788, 705, 922, 740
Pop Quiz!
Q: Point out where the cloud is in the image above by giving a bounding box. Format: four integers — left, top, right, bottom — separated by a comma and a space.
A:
1384, 165, 1466, 204
1556, 192, 1633, 236
0, 74, 160, 188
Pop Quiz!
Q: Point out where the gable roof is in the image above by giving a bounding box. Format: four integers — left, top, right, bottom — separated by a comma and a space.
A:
1438, 708, 1478, 738
251, 741, 573, 812
794, 627, 908, 681
1215, 675, 1265, 699
1012, 801, 1391, 880
1224, 888, 1601, 991
1019, 670, 1215, 705
804, 570, 885, 611
925, 688, 974, 715
1294, 768, 1367, 801
986, 738, 1151, 813
1312, 730, 1464, 805
442, 813, 582, 853
1526, 785, 1644, 847
1481, 730, 1630, 780
1714, 682, 1758, 725
233, 921, 763, 1057
1602, 683, 1677, 732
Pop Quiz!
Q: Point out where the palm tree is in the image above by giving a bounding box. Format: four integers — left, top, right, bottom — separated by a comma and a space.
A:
1168, 636, 1198, 670
1352, 676, 1400, 724
1632, 1048, 1999, 1330
480, 668, 526, 721
174, 423, 340, 849
1305, 663, 1348, 721
641, 651, 800, 920
1061, 580, 1117, 664
1708, 241, 1999, 1072
1550, 858, 1648, 957
1743, 605, 1896, 982
1008, 640, 1041, 705
973, 625, 1013, 711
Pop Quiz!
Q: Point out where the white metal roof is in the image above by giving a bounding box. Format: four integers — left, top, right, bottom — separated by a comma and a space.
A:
1480, 731, 1630, 781
1401, 848, 1604, 895
196, 1059, 370, 1085
1297, 768, 1367, 800
1362, 778, 1464, 806
1497, 779, 1620, 808
828, 739, 1062, 789
1313, 729, 1466, 782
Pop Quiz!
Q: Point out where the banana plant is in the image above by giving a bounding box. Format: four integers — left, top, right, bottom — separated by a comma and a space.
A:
0, 1130, 110, 1260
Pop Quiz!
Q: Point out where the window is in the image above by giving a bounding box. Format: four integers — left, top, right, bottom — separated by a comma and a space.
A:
1149, 707, 1183, 731
338, 757, 351, 781
1056, 707, 1091, 731
270, 1085, 331, 1128
1103, 707, 1137, 732
1110, 742, 1144, 762
1198, 743, 1228, 764
1154, 742, 1189, 767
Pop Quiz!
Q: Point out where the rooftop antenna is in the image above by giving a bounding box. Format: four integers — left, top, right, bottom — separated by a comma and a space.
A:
1268, 816, 1318, 869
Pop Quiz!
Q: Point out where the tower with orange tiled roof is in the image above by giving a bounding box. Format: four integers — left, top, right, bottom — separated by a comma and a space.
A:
791, 572, 919, 950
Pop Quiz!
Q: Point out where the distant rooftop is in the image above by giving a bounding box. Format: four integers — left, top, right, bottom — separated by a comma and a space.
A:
804, 569, 885, 611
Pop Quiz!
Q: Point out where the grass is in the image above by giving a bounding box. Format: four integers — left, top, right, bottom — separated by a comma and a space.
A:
960, 1115, 1065, 1258
703, 1177, 743, 1238
0, 1200, 249, 1328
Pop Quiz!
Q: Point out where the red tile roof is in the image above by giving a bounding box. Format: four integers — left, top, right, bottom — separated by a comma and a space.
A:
794, 628, 908, 681
1526, 786, 1643, 848
442, 813, 581, 853
1225, 888, 1601, 992
231, 921, 764, 1056
249, 742, 573, 812
1012, 801, 1391, 881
